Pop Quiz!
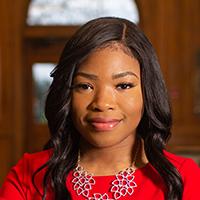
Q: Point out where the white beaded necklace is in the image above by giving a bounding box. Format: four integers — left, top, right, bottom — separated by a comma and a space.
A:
72, 143, 140, 200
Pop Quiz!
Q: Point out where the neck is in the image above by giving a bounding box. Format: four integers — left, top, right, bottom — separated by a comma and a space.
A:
78, 136, 144, 176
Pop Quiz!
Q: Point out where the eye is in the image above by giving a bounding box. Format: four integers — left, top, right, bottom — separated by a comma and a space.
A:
116, 83, 135, 90
72, 83, 93, 91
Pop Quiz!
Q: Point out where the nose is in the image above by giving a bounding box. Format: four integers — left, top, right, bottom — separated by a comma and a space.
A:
88, 87, 116, 112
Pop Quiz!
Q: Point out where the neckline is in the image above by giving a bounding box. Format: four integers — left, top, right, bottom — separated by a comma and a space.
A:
88, 162, 151, 178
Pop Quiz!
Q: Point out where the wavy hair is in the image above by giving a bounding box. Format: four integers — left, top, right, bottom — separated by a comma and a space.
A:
33, 17, 183, 200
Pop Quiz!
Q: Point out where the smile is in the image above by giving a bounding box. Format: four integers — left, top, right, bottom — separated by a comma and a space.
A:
88, 118, 121, 131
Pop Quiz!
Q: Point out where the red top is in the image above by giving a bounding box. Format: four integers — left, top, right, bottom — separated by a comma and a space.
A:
0, 149, 199, 200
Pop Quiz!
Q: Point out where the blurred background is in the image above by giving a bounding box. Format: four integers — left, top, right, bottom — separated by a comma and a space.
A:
0, 0, 199, 184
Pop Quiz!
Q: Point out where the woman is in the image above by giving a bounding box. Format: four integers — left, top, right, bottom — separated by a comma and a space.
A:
0, 17, 199, 200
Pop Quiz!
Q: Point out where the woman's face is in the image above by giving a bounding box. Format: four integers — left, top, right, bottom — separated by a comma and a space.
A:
71, 46, 143, 148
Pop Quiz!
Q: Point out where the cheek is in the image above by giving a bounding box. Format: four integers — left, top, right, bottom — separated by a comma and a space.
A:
71, 93, 90, 122
119, 90, 143, 118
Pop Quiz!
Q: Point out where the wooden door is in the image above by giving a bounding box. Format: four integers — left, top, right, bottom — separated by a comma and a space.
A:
24, 37, 67, 152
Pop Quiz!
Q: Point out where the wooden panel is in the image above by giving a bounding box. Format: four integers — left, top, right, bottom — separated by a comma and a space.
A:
138, 0, 200, 151
24, 40, 61, 153
28, 125, 50, 152
184, 0, 200, 122
0, 136, 12, 185
138, 0, 183, 122
24, 26, 79, 39
0, 1, 6, 129
0, 0, 29, 174
171, 0, 200, 148
0, 1, 15, 186
0, 47, 2, 124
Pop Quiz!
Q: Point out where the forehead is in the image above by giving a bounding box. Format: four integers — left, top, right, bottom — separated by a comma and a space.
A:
77, 45, 140, 77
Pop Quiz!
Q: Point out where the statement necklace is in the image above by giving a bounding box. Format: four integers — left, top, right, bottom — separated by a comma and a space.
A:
72, 144, 139, 200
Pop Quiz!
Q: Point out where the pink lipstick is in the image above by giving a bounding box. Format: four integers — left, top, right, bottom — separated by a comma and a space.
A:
88, 118, 121, 131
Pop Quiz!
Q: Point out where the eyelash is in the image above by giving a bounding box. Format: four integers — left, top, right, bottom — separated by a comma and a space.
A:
116, 83, 135, 90
72, 82, 135, 91
73, 83, 93, 90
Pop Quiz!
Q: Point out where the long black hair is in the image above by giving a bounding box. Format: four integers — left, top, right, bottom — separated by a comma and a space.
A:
33, 17, 183, 200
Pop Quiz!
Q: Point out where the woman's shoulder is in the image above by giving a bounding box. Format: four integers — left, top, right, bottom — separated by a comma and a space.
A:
164, 151, 200, 198
0, 149, 53, 198
164, 150, 199, 175
22, 148, 53, 161
15, 149, 53, 172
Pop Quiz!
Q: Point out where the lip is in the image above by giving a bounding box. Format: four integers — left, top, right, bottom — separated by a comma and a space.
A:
87, 117, 122, 131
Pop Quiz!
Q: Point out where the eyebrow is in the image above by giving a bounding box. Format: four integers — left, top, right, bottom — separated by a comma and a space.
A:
75, 72, 98, 80
75, 71, 139, 80
112, 71, 139, 79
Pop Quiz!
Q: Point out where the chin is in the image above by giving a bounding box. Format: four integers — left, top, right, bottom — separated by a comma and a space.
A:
84, 136, 126, 149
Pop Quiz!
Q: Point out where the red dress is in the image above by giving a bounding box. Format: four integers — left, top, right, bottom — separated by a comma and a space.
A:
0, 149, 199, 200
